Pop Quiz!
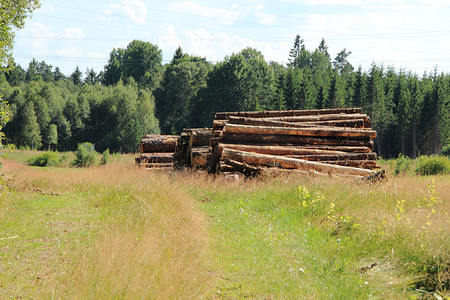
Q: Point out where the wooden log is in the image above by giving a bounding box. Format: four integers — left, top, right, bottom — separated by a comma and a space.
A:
221, 132, 374, 149
285, 153, 377, 161
187, 128, 213, 147
224, 124, 377, 139
226, 116, 371, 129
299, 119, 367, 128
140, 163, 174, 168
140, 153, 174, 163
295, 145, 372, 153
215, 108, 362, 120
218, 144, 349, 156
266, 113, 369, 123
135, 157, 141, 165
222, 158, 262, 176
219, 163, 237, 173
319, 160, 379, 168
189, 146, 209, 168
141, 135, 177, 153
226, 117, 374, 133
221, 148, 375, 176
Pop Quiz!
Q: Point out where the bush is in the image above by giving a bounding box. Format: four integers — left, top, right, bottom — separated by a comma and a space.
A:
415, 155, 450, 176
441, 144, 450, 157
393, 154, 414, 175
28, 151, 60, 167
72, 143, 98, 167
100, 148, 110, 165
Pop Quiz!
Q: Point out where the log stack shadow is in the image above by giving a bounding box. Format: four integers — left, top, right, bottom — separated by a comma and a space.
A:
208, 108, 384, 179
135, 135, 177, 169
174, 128, 212, 170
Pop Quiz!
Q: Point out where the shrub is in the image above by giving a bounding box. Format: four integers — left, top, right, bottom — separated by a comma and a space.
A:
28, 151, 60, 167
441, 144, 450, 157
100, 148, 110, 165
73, 143, 98, 167
393, 154, 414, 175
415, 155, 450, 175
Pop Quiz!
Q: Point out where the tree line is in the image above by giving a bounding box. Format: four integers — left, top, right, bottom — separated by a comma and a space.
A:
1, 36, 449, 157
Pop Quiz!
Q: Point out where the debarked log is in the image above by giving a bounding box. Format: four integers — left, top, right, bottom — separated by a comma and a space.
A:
285, 153, 377, 161
141, 135, 178, 153
139, 153, 174, 163
266, 113, 369, 123
221, 132, 374, 149
226, 116, 369, 129
218, 143, 349, 156
224, 124, 377, 139
215, 107, 363, 120
221, 148, 375, 176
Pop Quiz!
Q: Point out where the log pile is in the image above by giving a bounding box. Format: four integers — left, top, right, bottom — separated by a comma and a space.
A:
209, 108, 383, 179
135, 135, 177, 169
174, 128, 213, 169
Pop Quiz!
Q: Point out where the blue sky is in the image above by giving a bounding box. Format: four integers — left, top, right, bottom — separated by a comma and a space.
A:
13, 0, 450, 76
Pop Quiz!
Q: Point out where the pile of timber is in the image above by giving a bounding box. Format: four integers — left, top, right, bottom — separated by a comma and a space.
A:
174, 128, 213, 169
209, 108, 383, 179
135, 135, 177, 169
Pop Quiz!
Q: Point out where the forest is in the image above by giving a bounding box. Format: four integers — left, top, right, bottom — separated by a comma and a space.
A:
1, 36, 449, 158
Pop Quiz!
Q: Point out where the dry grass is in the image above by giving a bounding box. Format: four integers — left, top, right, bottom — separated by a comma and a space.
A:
1, 159, 213, 299
1, 154, 449, 298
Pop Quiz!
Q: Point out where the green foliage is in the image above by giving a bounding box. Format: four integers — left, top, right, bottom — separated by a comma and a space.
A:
415, 155, 450, 175
441, 144, 450, 157
1, 34, 449, 157
73, 142, 98, 167
100, 148, 110, 165
28, 151, 60, 167
393, 154, 414, 175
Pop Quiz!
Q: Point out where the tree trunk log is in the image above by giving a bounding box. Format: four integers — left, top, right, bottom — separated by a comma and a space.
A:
221, 148, 375, 176
221, 133, 374, 149
218, 144, 350, 155
141, 135, 177, 153
140, 163, 174, 168
266, 113, 369, 123
226, 116, 370, 129
224, 124, 376, 139
140, 153, 174, 163
189, 146, 209, 168
318, 160, 378, 168
221, 158, 263, 176
215, 108, 362, 120
285, 153, 377, 161
187, 128, 213, 147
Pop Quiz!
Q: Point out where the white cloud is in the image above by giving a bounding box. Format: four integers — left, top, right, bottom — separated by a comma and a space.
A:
17, 22, 55, 56
61, 28, 85, 39
167, 2, 242, 25
279, 0, 363, 5
56, 45, 83, 60
254, 11, 277, 25
103, 0, 148, 24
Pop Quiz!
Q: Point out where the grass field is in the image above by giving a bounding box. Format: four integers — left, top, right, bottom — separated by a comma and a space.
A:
1, 150, 449, 299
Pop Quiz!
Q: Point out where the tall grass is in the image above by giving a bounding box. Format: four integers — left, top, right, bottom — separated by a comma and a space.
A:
185, 172, 450, 298
0, 159, 213, 298
1, 153, 449, 298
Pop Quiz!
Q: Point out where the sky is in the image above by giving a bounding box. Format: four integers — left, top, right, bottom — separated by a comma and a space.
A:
12, 0, 450, 77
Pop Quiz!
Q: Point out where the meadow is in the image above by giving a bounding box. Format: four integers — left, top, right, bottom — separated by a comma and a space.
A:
0, 149, 449, 299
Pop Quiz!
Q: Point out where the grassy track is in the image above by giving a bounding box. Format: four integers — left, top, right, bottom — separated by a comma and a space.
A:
1, 157, 212, 298
1, 151, 449, 299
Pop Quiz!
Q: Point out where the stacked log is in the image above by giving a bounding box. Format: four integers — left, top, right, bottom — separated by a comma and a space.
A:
135, 135, 177, 169
174, 128, 212, 169
209, 108, 382, 179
